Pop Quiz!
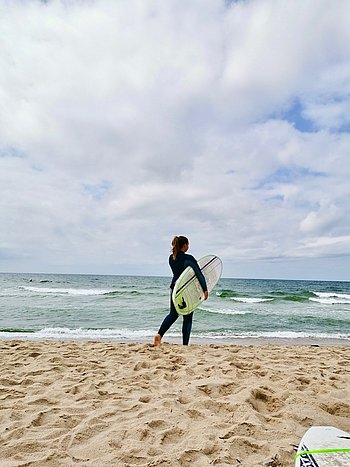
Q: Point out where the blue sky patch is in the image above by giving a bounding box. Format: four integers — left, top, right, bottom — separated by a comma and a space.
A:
277, 99, 315, 133
0, 146, 26, 159
256, 166, 326, 190
265, 194, 285, 203
83, 181, 111, 201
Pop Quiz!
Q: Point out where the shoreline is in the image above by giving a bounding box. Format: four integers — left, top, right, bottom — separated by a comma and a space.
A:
0, 335, 349, 346
164, 336, 350, 346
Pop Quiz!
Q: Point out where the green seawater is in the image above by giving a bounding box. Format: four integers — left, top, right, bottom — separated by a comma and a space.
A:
0, 273, 349, 342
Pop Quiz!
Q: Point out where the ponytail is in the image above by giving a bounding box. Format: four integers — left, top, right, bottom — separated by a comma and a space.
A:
172, 236, 189, 260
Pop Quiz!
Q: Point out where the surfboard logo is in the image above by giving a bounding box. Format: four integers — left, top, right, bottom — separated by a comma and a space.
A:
178, 297, 187, 310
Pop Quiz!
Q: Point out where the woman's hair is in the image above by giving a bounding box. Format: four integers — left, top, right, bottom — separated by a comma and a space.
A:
172, 236, 189, 260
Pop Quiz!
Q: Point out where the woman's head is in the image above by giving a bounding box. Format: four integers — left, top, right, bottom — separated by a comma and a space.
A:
172, 236, 189, 259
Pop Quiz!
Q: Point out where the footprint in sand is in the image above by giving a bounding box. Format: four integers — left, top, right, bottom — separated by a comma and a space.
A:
247, 387, 284, 415
30, 409, 58, 427
139, 395, 151, 403
160, 427, 185, 445
177, 394, 191, 404
147, 419, 168, 430
185, 408, 205, 420
219, 422, 257, 439
320, 401, 350, 416
196, 382, 239, 398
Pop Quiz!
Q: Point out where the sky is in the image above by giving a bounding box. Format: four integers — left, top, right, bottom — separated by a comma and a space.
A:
1, 0, 350, 280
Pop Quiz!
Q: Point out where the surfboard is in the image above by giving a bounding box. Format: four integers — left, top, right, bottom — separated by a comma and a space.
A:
295, 426, 350, 466
172, 255, 222, 315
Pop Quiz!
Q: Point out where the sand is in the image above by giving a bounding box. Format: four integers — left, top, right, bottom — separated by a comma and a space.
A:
0, 341, 349, 466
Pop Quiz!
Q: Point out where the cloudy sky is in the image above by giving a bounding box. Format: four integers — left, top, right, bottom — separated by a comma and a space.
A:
1, 0, 350, 280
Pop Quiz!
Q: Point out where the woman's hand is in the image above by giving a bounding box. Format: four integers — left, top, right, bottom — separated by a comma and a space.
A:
204, 291, 209, 300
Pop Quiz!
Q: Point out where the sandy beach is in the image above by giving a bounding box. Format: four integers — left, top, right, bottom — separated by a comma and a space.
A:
0, 341, 349, 466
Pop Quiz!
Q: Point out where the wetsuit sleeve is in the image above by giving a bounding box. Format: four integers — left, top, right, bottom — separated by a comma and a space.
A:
184, 258, 208, 293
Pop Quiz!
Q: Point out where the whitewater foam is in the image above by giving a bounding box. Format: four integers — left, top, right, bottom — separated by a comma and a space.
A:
201, 307, 252, 315
21, 286, 113, 296
0, 327, 348, 342
0, 327, 155, 341
310, 292, 350, 304
230, 297, 274, 303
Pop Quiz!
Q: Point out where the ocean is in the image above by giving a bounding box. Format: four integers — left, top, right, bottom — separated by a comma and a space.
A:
0, 273, 349, 343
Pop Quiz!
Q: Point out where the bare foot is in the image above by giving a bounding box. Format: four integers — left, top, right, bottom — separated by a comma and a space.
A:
153, 334, 161, 347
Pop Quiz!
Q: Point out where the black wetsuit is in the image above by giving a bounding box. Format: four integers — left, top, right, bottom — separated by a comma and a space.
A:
158, 251, 208, 345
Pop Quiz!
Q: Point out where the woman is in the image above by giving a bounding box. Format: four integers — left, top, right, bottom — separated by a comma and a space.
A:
154, 236, 208, 346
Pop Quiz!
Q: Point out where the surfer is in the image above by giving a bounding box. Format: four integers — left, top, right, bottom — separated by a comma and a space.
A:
153, 236, 208, 346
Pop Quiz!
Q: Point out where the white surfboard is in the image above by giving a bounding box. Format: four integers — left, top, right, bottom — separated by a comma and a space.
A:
172, 255, 222, 315
295, 426, 350, 466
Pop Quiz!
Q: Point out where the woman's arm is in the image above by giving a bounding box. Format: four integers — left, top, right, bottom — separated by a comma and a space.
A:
184, 257, 208, 299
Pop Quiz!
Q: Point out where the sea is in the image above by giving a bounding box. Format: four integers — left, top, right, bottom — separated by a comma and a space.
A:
0, 273, 349, 344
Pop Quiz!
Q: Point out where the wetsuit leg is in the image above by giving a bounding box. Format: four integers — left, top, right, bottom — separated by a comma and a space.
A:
182, 312, 193, 345
158, 294, 179, 337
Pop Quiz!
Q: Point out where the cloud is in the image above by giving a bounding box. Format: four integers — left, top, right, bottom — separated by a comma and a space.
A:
0, 0, 350, 278
300, 204, 342, 235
